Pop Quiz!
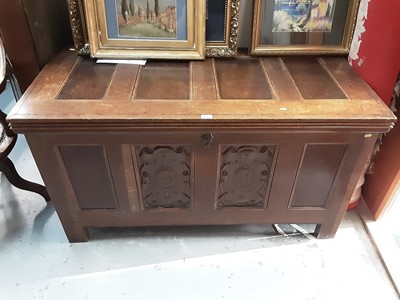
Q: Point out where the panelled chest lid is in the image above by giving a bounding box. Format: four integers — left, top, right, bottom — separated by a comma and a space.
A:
8, 50, 396, 132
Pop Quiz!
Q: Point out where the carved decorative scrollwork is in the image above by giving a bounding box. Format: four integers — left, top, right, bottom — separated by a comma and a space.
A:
66, 0, 84, 48
228, 0, 241, 53
216, 145, 276, 208
137, 146, 193, 209
205, 47, 236, 57
205, 0, 241, 57
66, 0, 89, 54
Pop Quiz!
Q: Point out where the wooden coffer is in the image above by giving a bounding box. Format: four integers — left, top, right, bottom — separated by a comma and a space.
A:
7, 51, 395, 242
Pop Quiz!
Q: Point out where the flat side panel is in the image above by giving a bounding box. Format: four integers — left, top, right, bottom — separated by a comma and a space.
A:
57, 57, 116, 100
134, 62, 190, 100
283, 57, 347, 100
289, 144, 348, 208
215, 59, 273, 99
58, 145, 118, 209
216, 145, 277, 208
134, 145, 194, 209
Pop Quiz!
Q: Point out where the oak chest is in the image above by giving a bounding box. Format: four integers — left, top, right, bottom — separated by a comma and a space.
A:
8, 51, 396, 242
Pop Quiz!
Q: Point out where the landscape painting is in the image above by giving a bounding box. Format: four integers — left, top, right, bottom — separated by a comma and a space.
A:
117, 0, 177, 38
272, 0, 336, 32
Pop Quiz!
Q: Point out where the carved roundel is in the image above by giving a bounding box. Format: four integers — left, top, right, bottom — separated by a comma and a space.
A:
233, 168, 254, 187
157, 168, 176, 188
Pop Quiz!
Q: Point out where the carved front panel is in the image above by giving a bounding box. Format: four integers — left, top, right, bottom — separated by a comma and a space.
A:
216, 145, 276, 208
136, 146, 193, 209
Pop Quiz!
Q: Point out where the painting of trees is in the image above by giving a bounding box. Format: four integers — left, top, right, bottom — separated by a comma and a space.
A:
117, 0, 177, 38
130, 0, 135, 16
273, 0, 335, 32
154, 0, 159, 16
121, 0, 128, 22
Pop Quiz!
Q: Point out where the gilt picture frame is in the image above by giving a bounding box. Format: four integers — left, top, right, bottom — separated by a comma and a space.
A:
205, 0, 241, 57
251, 0, 360, 55
66, 0, 89, 54
66, 0, 241, 58
71, 0, 206, 60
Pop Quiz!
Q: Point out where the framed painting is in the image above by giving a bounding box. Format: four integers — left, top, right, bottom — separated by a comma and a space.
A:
205, 0, 241, 57
251, 0, 360, 55
77, 0, 205, 59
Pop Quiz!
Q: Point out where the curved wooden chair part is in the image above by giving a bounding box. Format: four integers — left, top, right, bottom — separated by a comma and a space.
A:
0, 36, 50, 202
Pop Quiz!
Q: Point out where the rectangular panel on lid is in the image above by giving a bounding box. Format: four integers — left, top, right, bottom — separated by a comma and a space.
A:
57, 57, 116, 100
283, 57, 347, 100
134, 62, 190, 100
215, 58, 274, 100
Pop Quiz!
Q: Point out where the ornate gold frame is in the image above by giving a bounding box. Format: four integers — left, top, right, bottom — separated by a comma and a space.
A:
66, 0, 241, 58
205, 0, 241, 57
251, 0, 360, 55
68, 0, 205, 60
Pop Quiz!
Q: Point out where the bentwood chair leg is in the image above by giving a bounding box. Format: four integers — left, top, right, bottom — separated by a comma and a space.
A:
0, 157, 50, 202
